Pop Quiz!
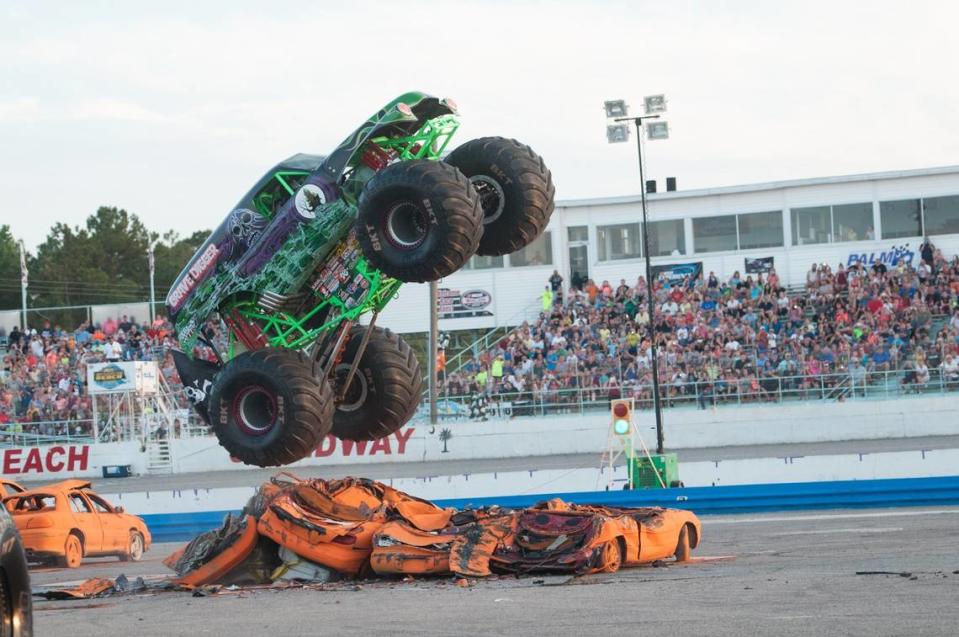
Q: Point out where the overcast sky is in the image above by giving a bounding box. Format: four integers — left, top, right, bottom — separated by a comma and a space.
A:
3, 0, 958, 249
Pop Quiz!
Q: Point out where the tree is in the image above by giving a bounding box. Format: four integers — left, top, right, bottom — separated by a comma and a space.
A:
0, 225, 23, 311
1, 206, 211, 322
152, 229, 212, 299
29, 207, 149, 309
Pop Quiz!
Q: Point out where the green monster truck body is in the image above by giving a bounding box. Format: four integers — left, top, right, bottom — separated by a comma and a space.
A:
167, 91, 554, 467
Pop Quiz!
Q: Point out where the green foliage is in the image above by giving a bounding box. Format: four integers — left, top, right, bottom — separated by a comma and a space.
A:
0, 226, 22, 310
2, 207, 210, 312
152, 229, 212, 295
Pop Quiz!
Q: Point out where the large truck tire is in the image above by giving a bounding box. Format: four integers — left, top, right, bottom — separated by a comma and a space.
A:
209, 348, 334, 467
356, 160, 483, 282
330, 325, 422, 441
445, 137, 555, 257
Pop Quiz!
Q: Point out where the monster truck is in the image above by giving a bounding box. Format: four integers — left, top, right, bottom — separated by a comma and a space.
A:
167, 92, 555, 467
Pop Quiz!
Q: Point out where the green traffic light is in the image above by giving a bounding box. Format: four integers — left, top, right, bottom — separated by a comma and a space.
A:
614, 419, 630, 435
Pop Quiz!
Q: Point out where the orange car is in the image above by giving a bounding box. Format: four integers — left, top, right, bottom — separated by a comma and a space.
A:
488, 500, 701, 574
0, 480, 25, 499
4, 480, 151, 568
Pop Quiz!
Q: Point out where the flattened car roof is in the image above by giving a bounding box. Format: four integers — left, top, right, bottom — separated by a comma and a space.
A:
7, 479, 92, 498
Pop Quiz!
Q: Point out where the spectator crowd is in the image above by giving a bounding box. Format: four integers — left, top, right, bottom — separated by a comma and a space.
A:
439, 240, 959, 412
0, 314, 191, 439
3, 240, 959, 435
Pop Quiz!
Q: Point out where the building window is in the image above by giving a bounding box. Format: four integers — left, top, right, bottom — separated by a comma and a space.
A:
597, 223, 642, 261
738, 211, 783, 250
647, 219, 686, 256
567, 226, 588, 243
833, 202, 874, 242
880, 199, 922, 239
463, 254, 504, 270
693, 215, 737, 253
509, 232, 552, 267
922, 195, 959, 236
792, 206, 831, 245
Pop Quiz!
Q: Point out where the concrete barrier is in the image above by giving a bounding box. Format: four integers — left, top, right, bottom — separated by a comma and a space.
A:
3, 395, 955, 480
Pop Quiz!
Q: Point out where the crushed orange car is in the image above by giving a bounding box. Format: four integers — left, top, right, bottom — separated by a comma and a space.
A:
4, 480, 151, 568
167, 475, 701, 586
486, 499, 701, 575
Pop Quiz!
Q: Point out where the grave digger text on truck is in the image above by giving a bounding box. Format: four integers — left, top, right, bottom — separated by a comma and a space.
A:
167, 92, 555, 467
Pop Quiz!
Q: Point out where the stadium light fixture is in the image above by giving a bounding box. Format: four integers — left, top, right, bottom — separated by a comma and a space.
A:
606, 123, 630, 144
603, 94, 671, 455
644, 94, 667, 114
647, 121, 670, 140
604, 100, 629, 118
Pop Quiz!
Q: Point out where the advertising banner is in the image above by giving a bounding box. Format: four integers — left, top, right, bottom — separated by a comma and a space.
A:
87, 361, 159, 395
650, 262, 703, 285
437, 287, 494, 319
87, 362, 137, 394
745, 256, 775, 274
845, 244, 915, 267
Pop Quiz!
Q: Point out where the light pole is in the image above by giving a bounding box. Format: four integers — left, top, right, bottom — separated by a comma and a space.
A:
18, 240, 28, 330
428, 280, 439, 427
605, 97, 670, 454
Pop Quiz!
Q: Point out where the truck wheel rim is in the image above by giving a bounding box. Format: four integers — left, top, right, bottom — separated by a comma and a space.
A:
335, 364, 368, 413
385, 201, 429, 249
232, 385, 278, 436
470, 175, 505, 224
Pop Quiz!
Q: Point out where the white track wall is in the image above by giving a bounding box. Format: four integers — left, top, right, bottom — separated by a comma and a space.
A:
3, 396, 956, 480
102, 447, 959, 518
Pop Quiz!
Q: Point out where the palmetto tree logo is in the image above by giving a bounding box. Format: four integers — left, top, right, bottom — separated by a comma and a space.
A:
439, 428, 452, 453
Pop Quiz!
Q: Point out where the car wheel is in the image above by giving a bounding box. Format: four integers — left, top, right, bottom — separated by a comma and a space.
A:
599, 540, 623, 573
675, 525, 692, 563
61, 534, 83, 569
120, 531, 144, 562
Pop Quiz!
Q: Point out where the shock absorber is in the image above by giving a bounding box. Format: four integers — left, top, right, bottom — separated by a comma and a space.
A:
360, 144, 394, 171
224, 308, 269, 351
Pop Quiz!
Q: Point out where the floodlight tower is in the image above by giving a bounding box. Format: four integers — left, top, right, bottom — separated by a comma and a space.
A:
148, 241, 158, 324
604, 96, 670, 454
18, 240, 28, 330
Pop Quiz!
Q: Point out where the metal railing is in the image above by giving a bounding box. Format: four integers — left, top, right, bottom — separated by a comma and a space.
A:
422, 368, 959, 422
0, 421, 96, 447
422, 295, 544, 396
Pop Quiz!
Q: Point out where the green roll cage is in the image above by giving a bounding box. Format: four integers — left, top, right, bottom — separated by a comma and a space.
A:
223, 114, 460, 359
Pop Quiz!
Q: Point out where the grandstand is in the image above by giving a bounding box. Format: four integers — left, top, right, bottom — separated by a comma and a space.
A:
2, 165, 959, 451
436, 247, 959, 418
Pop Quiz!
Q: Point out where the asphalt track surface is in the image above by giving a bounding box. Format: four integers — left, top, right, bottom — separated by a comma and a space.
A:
51, 433, 959, 494
31, 505, 959, 636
